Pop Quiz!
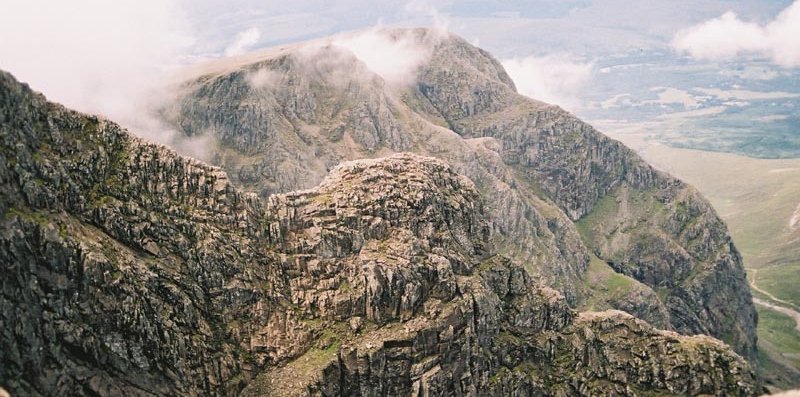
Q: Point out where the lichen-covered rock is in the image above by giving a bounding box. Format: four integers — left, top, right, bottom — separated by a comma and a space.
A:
163, 27, 757, 362
1, 69, 275, 396
0, 70, 758, 396
244, 258, 758, 397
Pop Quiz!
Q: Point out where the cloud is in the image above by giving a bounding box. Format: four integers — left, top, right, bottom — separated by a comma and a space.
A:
170, 133, 218, 162
333, 27, 442, 86
643, 87, 701, 108
672, 1, 800, 67
0, 0, 210, 157
501, 55, 593, 110
246, 68, 281, 89
694, 87, 800, 101
403, 0, 451, 31
324, 1, 453, 87
224, 27, 262, 57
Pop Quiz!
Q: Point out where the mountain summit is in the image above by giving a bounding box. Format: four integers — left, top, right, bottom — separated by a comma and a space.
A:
165, 27, 757, 360
0, 27, 758, 396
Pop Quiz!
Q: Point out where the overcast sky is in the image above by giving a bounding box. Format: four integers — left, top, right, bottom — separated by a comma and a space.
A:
0, 0, 797, 128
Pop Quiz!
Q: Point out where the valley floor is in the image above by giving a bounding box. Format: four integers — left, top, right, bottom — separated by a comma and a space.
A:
754, 298, 800, 333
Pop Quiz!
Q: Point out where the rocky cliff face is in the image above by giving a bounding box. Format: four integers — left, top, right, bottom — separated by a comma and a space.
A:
163, 27, 757, 362
0, 69, 273, 395
1, 70, 759, 396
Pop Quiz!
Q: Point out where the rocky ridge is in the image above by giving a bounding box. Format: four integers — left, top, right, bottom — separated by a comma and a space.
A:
163, 27, 757, 361
0, 70, 758, 395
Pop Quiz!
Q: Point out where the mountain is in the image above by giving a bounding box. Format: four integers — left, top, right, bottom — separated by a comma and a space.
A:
163, 28, 757, 362
617, 142, 800, 390
0, 28, 759, 396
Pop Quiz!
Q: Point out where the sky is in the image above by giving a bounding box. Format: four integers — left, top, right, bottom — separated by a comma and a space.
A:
0, 0, 798, 154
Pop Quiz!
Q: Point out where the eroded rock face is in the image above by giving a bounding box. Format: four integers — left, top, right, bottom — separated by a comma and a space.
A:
163, 29, 590, 308
0, 71, 758, 396
163, 27, 756, 362
0, 70, 274, 395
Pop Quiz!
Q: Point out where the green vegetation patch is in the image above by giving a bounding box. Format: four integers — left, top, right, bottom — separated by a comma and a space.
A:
756, 306, 800, 376
494, 331, 524, 347
575, 189, 620, 241
756, 264, 800, 309
4, 206, 52, 225
579, 255, 638, 311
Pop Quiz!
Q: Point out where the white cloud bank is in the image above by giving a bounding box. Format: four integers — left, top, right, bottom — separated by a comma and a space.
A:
502, 55, 593, 110
224, 27, 262, 57
0, 0, 221, 160
333, 28, 443, 86
0, 0, 195, 145
403, 0, 450, 32
672, 1, 800, 67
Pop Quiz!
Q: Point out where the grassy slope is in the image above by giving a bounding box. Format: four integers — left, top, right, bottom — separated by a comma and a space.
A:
578, 254, 640, 311
757, 307, 800, 388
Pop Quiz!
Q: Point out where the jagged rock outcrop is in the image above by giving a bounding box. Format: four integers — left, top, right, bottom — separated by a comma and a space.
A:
1, 71, 758, 396
163, 27, 757, 362
165, 31, 590, 308
0, 69, 275, 395
304, 307, 756, 397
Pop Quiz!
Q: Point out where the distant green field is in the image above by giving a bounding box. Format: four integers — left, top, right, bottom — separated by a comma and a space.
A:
757, 264, 800, 310
757, 306, 800, 389
759, 307, 800, 357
